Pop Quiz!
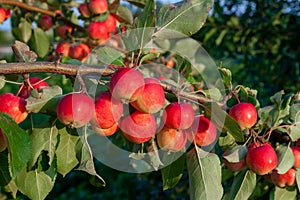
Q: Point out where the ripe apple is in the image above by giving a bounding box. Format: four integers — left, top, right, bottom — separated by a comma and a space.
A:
130, 78, 165, 114
87, 21, 109, 41
56, 41, 71, 57
157, 126, 187, 152
18, 77, 49, 99
223, 148, 246, 171
162, 102, 195, 130
69, 43, 90, 62
91, 92, 123, 129
0, 93, 28, 124
229, 102, 257, 130
0, 8, 6, 23
56, 25, 73, 39
166, 60, 174, 68
186, 115, 217, 146
105, 14, 117, 33
0, 129, 7, 152
92, 122, 119, 137
291, 146, 300, 168
88, 0, 108, 15
270, 168, 296, 187
56, 93, 94, 128
78, 3, 91, 18
110, 68, 145, 102
38, 15, 53, 31
120, 111, 156, 144
4, 8, 10, 20
246, 143, 278, 175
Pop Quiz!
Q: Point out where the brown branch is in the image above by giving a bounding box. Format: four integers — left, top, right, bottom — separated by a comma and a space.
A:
0, 0, 86, 32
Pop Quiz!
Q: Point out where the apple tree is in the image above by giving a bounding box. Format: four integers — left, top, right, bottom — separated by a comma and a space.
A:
0, 0, 299, 199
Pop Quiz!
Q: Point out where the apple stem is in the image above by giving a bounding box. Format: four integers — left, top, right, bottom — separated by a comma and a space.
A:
232, 91, 241, 104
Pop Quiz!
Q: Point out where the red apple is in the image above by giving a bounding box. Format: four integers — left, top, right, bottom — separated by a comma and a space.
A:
110, 68, 145, 102
87, 21, 109, 41
18, 77, 49, 99
120, 111, 156, 144
166, 60, 174, 68
0, 8, 5, 23
291, 146, 300, 168
79, 3, 91, 18
92, 122, 119, 137
56, 25, 73, 39
91, 92, 123, 129
223, 148, 246, 171
186, 115, 217, 146
270, 168, 296, 187
0, 129, 7, 152
105, 14, 117, 33
56, 41, 71, 57
157, 126, 187, 152
4, 8, 10, 20
130, 78, 165, 114
56, 93, 94, 128
69, 43, 90, 62
0, 93, 28, 124
229, 102, 257, 130
246, 143, 278, 175
88, 0, 108, 15
38, 15, 53, 31
162, 102, 194, 130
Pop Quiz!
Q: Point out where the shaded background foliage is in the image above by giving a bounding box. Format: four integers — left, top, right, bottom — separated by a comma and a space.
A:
0, 0, 299, 199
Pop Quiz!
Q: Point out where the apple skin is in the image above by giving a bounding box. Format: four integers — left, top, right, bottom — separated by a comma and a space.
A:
157, 126, 187, 152
56, 25, 72, 39
69, 43, 90, 62
110, 68, 145, 102
18, 77, 49, 99
0, 129, 7, 152
0, 8, 6, 23
105, 14, 117, 33
223, 149, 246, 172
229, 102, 257, 130
120, 111, 156, 144
78, 3, 91, 18
56, 93, 94, 128
38, 15, 53, 31
162, 102, 194, 130
88, 0, 108, 15
92, 122, 119, 137
131, 78, 165, 114
56, 41, 71, 57
246, 143, 278, 175
91, 92, 123, 129
291, 146, 300, 168
0, 93, 28, 124
270, 168, 296, 188
186, 115, 217, 147
87, 21, 109, 41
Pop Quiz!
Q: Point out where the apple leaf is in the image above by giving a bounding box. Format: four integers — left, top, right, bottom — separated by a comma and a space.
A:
161, 153, 185, 190
31, 28, 50, 58
138, 0, 155, 28
203, 102, 244, 142
227, 170, 256, 200
275, 145, 294, 174
187, 147, 223, 200
223, 145, 247, 163
156, 0, 213, 38
124, 0, 147, 8
4, 180, 18, 199
11, 40, 37, 62
56, 128, 79, 177
273, 187, 297, 200
0, 150, 11, 186
12, 19, 32, 43
0, 113, 32, 178
112, 5, 133, 24
15, 168, 54, 200
296, 168, 300, 193
26, 86, 63, 113
28, 125, 59, 168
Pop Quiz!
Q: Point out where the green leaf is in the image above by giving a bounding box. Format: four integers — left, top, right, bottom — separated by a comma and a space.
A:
26, 86, 63, 113
227, 170, 256, 200
11, 40, 37, 62
216, 29, 227, 46
124, 0, 147, 8
16, 169, 54, 200
204, 102, 244, 142
31, 28, 50, 58
223, 145, 247, 163
113, 5, 134, 24
92, 47, 125, 65
56, 128, 79, 177
12, 19, 32, 43
161, 154, 185, 190
187, 147, 223, 200
28, 125, 59, 168
273, 187, 296, 200
275, 145, 294, 174
0, 150, 11, 186
138, 0, 155, 28
0, 113, 32, 178
156, 0, 213, 38
0, 75, 6, 90
219, 67, 232, 90
296, 168, 300, 192
4, 180, 18, 199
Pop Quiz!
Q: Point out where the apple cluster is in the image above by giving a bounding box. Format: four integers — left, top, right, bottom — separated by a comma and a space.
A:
0, 78, 49, 151
55, 67, 218, 152
0, 6, 10, 24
